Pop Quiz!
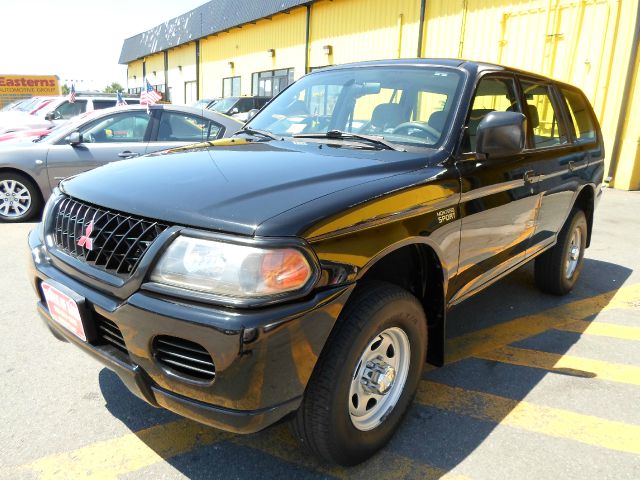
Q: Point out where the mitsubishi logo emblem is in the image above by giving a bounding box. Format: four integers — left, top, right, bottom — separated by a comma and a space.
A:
77, 222, 94, 250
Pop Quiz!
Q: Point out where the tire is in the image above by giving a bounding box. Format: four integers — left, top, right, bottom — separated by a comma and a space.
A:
0, 172, 42, 222
292, 281, 427, 466
534, 208, 587, 295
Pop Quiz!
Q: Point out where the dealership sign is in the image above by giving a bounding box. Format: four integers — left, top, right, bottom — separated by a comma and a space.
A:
0, 75, 61, 108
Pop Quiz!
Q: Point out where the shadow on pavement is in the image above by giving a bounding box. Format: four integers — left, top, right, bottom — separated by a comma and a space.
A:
99, 257, 633, 479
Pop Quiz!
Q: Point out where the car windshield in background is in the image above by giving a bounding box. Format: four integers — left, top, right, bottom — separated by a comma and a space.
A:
247, 66, 463, 148
211, 97, 236, 113
14, 98, 39, 112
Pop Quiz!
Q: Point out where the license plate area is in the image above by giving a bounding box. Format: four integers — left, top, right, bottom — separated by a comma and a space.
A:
41, 281, 92, 342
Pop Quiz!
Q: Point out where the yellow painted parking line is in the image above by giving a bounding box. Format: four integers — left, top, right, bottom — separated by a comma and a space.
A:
558, 319, 640, 341
20, 284, 640, 478
417, 381, 640, 455
232, 424, 470, 480
24, 419, 230, 480
446, 283, 640, 364
476, 345, 640, 386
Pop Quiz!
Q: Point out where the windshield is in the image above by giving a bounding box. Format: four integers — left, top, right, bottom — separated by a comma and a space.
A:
14, 98, 39, 112
192, 98, 213, 108
247, 66, 463, 148
211, 97, 237, 113
2, 100, 24, 111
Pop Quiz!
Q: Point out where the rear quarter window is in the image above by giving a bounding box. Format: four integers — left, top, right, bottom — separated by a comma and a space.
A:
560, 88, 597, 144
92, 100, 115, 110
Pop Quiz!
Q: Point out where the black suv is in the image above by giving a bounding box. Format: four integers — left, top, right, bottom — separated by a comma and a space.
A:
208, 95, 270, 120
28, 59, 604, 465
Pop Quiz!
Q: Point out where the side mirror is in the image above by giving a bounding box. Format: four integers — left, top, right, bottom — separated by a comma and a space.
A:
476, 111, 526, 159
230, 107, 239, 115
45, 111, 56, 121
66, 131, 82, 145
246, 109, 259, 121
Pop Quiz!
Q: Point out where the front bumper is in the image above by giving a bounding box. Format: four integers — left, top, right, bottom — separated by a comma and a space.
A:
28, 228, 354, 434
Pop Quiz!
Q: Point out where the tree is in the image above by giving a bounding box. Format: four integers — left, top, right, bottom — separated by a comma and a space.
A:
61, 85, 69, 95
104, 82, 124, 93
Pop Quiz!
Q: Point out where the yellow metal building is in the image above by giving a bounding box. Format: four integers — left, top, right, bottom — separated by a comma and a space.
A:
119, 0, 640, 190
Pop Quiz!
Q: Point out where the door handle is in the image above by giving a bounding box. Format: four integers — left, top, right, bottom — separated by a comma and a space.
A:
523, 170, 536, 184
118, 151, 138, 159
568, 160, 576, 172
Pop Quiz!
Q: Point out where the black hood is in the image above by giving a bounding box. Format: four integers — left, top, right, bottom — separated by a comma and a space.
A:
61, 139, 442, 236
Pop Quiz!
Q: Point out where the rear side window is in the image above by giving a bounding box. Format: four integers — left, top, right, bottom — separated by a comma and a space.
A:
521, 81, 568, 148
236, 98, 254, 111
561, 88, 596, 144
56, 100, 87, 119
157, 111, 222, 142
92, 100, 116, 110
255, 98, 269, 108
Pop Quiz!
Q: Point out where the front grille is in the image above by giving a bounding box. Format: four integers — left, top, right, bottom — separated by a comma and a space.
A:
153, 336, 216, 381
52, 196, 168, 277
94, 315, 127, 355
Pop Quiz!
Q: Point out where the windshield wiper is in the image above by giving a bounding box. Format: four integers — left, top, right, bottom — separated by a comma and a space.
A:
236, 127, 282, 141
293, 130, 405, 152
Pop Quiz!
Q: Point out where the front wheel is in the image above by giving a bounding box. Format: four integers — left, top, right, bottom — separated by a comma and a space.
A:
292, 281, 427, 465
0, 172, 42, 222
535, 208, 587, 295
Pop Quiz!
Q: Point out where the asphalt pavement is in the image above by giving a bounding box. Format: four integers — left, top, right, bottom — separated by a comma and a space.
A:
1, 188, 639, 479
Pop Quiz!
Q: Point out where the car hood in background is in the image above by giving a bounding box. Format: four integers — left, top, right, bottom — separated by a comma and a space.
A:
0, 111, 52, 134
60, 140, 441, 236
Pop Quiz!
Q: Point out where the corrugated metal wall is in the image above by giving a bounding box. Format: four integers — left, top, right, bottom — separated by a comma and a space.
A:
126, 0, 640, 189
167, 43, 197, 105
144, 53, 166, 89
615, 50, 640, 190
127, 60, 143, 91
199, 8, 307, 98
309, 0, 421, 67
421, 0, 639, 189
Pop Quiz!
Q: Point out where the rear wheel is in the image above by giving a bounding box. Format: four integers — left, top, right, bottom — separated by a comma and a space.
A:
535, 208, 587, 295
292, 281, 427, 465
0, 172, 41, 222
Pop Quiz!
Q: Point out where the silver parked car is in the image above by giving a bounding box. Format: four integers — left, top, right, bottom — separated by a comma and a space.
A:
0, 104, 243, 222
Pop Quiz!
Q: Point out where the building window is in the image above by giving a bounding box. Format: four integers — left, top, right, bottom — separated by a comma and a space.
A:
252, 68, 294, 97
222, 76, 241, 97
185, 81, 197, 105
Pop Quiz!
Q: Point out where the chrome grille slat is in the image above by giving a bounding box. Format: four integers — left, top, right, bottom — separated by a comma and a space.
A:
50, 196, 168, 277
94, 316, 128, 355
98, 328, 127, 351
156, 338, 209, 355
160, 358, 216, 376
157, 349, 215, 367
104, 219, 140, 270
153, 335, 216, 381
116, 222, 157, 274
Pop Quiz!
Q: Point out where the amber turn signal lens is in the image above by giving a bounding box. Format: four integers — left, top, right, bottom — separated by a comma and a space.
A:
261, 249, 312, 291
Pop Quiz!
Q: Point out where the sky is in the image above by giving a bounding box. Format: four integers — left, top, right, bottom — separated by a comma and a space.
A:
0, 0, 207, 91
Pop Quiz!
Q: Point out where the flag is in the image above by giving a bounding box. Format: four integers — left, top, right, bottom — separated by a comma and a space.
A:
116, 91, 127, 106
68, 84, 76, 103
140, 79, 161, 107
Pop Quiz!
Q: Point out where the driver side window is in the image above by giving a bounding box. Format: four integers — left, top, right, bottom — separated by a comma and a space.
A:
463, 77, 521, 152
79, 112, 151, 143
56, 100, 87, 119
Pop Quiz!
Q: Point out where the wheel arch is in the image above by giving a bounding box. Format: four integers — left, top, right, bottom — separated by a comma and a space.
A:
355, 238, 447, 366
573, 184, 595, 248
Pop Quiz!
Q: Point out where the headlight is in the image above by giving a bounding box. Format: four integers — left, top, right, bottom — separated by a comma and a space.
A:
149, 236, 315, 300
